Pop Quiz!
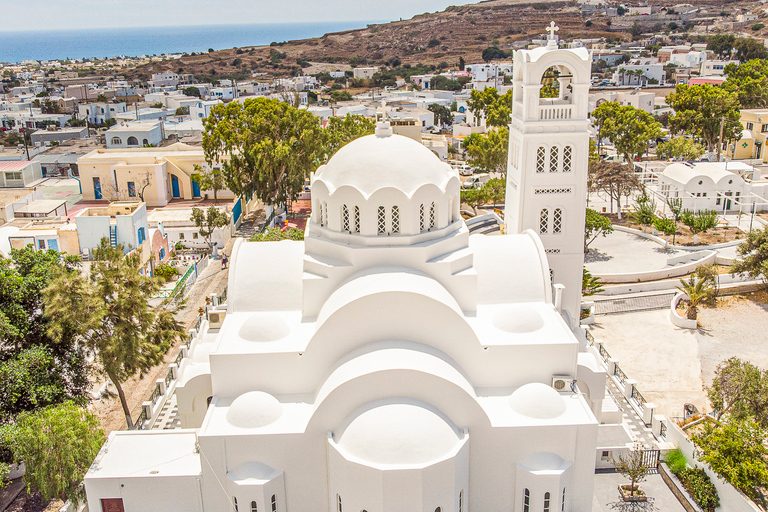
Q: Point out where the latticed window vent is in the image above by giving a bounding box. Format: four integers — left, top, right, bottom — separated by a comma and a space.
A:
377, 206, 386, 234
536, 146, 546, 173
429, 202, 436, 229
534, 188, 572, 195
563, 145, 572, 172
540, 208, 549, 234
549, 146, 559, 173
553, 208, 563, 234
342, 205, 349, 232
391, 206, 400, 233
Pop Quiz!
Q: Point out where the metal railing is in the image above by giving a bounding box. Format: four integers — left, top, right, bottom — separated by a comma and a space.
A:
164, 368, 173, 389
614, 363, 628, 384
153, 264, 195, 299
194, 315, 202, 332
174, 349, 184, 366
219, 287, 227, 304
659, 420, 667, 438
133, 408, 148, 430
598, 343, 611, 361
149, 383, 162, 406
631, 385, 646, 407
585, 329, 594, 346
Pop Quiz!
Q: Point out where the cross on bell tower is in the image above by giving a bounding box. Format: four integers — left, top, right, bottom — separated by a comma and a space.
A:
503, 24, 592, 321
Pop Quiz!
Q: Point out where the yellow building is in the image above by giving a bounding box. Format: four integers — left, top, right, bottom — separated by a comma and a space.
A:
727, 108, 768, 163
77, 143, 235, 206
8, 218, 80, 254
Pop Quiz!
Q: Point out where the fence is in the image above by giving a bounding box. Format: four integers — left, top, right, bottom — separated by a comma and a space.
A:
614, 363, 627, 384
631, 385, 647, 407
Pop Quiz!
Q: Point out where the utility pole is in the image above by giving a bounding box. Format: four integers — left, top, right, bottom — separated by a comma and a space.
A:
717, 116, 725, 162
21, 128, 30, 161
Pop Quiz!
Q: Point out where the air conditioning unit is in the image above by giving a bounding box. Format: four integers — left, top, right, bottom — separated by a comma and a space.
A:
208, 309, 227, 329
552, 375, 575, 392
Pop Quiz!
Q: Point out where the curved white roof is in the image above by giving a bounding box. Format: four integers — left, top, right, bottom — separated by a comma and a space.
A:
226, 391, 282, 428
519, 452, 571, 472
238, 313, 291, 342
493, 304, 545, 334
314, 123, 457, 197
662, 162, 740, 185
740, 129, 754, 141
227, 461, 281, 484
509, 383, 567, 419
337, 403, 463, 465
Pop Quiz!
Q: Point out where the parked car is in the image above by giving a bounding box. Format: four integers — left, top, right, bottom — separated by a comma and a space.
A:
462, 173, 491, 189
457, 164, 474, 176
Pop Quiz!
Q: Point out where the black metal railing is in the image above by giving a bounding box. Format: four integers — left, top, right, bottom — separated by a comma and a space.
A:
133, 408, 148, 430
175, 349, 184, 366
149, 383, 161, 406
585, 329, 594, 346
614, 364, 628, 384
194, 315, 202, 332
659, 421, 667, 438
164, 368, 173, 389
631, 385, 646, 407
219, 286, 227, 304
599, 343, 611, 361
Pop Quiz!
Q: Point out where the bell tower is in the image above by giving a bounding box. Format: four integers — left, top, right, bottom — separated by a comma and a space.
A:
504, 23, 592, 320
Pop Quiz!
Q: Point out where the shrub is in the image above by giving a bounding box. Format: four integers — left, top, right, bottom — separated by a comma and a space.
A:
665, 448, 688, 474
752, 23, 765, 31
679, 467, 720, 510
250, 227, 304, 242
154, 263, 178, 281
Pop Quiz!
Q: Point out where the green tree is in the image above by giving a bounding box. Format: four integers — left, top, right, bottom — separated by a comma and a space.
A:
153, 263, 178, 281
681, 209, 718, 245
676, 276, 713, 319
707, 34, 736, 59
632, 189, 657, 232
428, 103, 454, 126
656, 137, 706, 161
465, 88, 513, 127
707, 357, 768, 426
191, 206, 229, 249
201, 97, 324, 208
175, 106, 189, 116
667, 84, 742, 159
430, 76, 462, 91
4, 403, 104, 504
723, 59, 768, 108
322, 114, 376, 159
483, 178, 506, 207
693, 419, 768, 500
190, 166, 226, 203
461, 188, 488, 215
95, 94, 107, 102
734, 37, 768, 62
582, 268, 604, 296
183, 86, 201, 98
654, 216, 677, 247
666, 197, 684, 245
462, 128, 509, 174
250, 227, 304, 241
630, 22, 643, 39
611, 443, 650, 497
593, 102, 663, 165
584, 208, 614, 253
588, 160, 642, 218
731, 227, 768, 283
459, 56, 465, 70
44, 241, 183, 429
482, 46, 507, 62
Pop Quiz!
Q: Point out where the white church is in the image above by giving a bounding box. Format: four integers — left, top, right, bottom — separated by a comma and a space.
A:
84, 27, 624, 512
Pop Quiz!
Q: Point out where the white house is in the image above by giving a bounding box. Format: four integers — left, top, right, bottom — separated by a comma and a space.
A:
589, 90, 655, 114
352, 66, 379, 79
657, 162, 748, 211
190, 100, 222, 120
78, 102, 127, 125
106, 121, 163, 148
83, 29, 617, 512
147, 206, 231, 250
699, 59, 739, 76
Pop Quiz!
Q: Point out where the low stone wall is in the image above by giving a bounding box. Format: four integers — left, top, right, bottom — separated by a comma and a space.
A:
659, 462, 702, 512
670, 292, 698, 329
612, 225, 743, 252
595, 250, 717, 283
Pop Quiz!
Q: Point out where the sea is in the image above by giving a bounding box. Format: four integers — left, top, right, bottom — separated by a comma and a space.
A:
0, 21, 381, 64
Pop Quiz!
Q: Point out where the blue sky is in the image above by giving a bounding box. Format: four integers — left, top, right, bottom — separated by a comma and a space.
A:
3, 0, 481, 31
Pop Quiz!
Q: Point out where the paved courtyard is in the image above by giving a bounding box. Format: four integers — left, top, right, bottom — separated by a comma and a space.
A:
586, 230, 683, 274
592, 471, 687, 512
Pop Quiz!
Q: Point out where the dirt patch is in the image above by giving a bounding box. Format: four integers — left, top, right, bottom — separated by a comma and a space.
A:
602, 213, 743, 246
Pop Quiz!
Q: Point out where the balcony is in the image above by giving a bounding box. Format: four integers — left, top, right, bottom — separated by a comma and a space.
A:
539, 104, 573, 120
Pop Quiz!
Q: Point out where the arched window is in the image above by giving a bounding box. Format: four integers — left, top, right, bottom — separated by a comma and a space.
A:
251, 501, 257, 512
523, 489, 530, 512
342, 205, 349, 232
549, 146, 559, 173
563, 146, 572, 172
337, 494, 342, 512
142, 138, 149, 146
459, 491, 463, 512
553, 208, 562, 234
420, 204, 426, 232
544, 491, 551, 512
536, 146, 546, 173
127, 136, 139, 146
449, 198, 454, 222
110, 137, 121, 145
377, 206, 386, 234
391, 206, 400, 233
540, 208, 549, 234
429, 201, 436, 229
435, 508, 442, 512
234, 497, 238, 512
270, 495, 276, 512
561, 488, 566, 512
353, 206, 360, 233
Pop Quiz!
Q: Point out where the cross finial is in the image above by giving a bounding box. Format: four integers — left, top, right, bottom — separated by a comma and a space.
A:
546, 21, 559, 40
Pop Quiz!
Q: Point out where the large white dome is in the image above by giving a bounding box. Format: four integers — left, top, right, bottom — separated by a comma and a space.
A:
337, 403, 462, 466
314, 123, 456, 197
227, 391, 282, 428
509, 383, 567, 419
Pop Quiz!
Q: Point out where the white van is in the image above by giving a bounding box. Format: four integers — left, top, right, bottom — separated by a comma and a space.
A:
462, 173, 491, 189
450, 160, 474, 176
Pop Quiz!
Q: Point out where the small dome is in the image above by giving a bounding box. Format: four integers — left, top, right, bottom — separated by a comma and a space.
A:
493, 304, 545, 333
227, 391, 282, 428
227, 461, 281, 483
314, 125, 456, 197
509, 383, 567, 419
338, 403, 462, 466
520, 452, 570, 471
238, 313, 290, 342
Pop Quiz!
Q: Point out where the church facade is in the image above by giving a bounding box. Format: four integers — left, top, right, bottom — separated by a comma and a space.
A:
84, 29, 612, 512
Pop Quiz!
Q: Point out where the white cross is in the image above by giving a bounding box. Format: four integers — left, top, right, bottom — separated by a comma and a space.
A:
546, 21, 559, 40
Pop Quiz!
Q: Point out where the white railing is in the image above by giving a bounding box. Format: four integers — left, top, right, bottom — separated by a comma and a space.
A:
539, 104, 573, 120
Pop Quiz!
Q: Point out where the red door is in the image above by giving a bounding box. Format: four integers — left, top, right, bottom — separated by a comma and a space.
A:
101, 498, 124, 512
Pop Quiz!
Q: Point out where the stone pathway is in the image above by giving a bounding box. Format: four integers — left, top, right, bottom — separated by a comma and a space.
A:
605, 378, 656, 447
594, 293, 676, 315
152, 394, 181, 430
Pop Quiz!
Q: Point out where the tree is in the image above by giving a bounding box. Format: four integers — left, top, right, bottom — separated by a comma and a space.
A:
707, 34, 736, 59
734, 37, 768, 62
632, 189, 656, 232
611, 443, 650, 496
175, 106, 189, 116
654, 216, 677, 247
693, 420, 768, 501
582, 268, 604, 296
430, 76, 462, 91
201, 97, 324, 208
482, 46, 507, 62
588, 160, 642, 219
666, 84, 742, 158
322, 114, 376, 159
462, 128, 509, 174
465, 87, 513, 127
723, 59, 768, 109
666, 197, 684, 245
428, 103, 454, 127
584, 208, 614, 253
731, 227, 768, 283
3, 403, 104, 504
676, 276, 713, 320
630, 22, 643, 39
656, 137, 706, 161
483, 178, 505, 207
44, 241, 183, 429
461, 188, 488, 215
250, 227, 305, 241
681, 209, 718, 245
191, 163, 226, 202
593, 102, 663, 165
459, 56, 465, 71
707, 357, 768, 426
693, 262, 720, 301
183, 86, 201, 98
95, 94, 107, 102
191, 206, 229, 249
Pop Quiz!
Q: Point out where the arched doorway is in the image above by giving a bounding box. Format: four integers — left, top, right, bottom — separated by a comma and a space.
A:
171, 174, 181, 198
192, 180, 201, 198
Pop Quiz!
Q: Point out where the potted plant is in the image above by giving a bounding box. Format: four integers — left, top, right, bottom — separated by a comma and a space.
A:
612, 443, 650, 502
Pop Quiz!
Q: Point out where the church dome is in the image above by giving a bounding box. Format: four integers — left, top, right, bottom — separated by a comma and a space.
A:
493, 304, 545, 333
238, 313, 291, 342
227, 391, 282, 428
337, 403, 462, 466
314, 122, 456, 197
509, 383, 567, 419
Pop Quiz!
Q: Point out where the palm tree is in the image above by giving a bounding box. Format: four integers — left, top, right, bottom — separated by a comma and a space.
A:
676, 276, 713, 320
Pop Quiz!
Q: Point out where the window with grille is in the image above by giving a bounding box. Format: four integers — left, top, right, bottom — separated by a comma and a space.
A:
429, 202, 436, 229
337, 495, 342, 512
563, 145, 572, 172
550, 146, 559, 173
561, 488, 566, 512
353, 206, 360, 233
553, 208, 562, 234
420, 204, 426, 232
234, 497, 239, 512
251, 501, 257, 512
323, 202, 328, 227
377, 206, 386, 234
271, 495, 276, 512
392, 206, 400, 233
523, 489, 530, 512
544, 492, 551, 512
540, 208, 549, 234
459, 491, 463, 512
342, 205, 349, 231
536, 147, 546, 173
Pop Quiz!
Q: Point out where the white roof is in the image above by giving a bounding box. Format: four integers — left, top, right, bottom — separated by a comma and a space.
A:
509, 383, 567, 419
661, 162, 740, 185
